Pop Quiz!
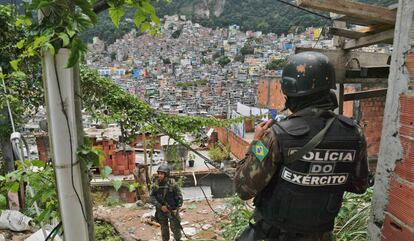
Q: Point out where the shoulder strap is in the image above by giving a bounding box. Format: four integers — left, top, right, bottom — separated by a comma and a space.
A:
284, 115, 337, 164
160, 181, 169, 204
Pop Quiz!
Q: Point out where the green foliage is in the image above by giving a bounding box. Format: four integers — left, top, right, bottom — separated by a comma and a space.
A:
153, 0, 396, 36
266, 58, 288, 71
101, 166, 113, 179
221, 190, 373, 241
221, 195, 253, 240
82, 9, 137, 45
218, 56, 231, 67
176, 79, 208, 88
0, 5, 43, 139
9, 0, 160, 72
240, 44, 254, 56
95, 220, 123, 241
176, 176, 187, 188
112, 180, 123, 191
92, 191, 108, 205
0, 160, 59, 224
76, 0, 398, 45
186, 203, 197, 210
77, 138, 106, 171
0, 193, 7, 209
110, 52, 117, 61
109, 7, 125, 28
334, 189, 373, 241
104, 196, 122, 207
80, 67, 238, 143
208, 145, 230, 162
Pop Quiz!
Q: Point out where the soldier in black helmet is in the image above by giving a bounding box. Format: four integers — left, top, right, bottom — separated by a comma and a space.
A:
150, 164, 183, 241
235, 51, 369, 241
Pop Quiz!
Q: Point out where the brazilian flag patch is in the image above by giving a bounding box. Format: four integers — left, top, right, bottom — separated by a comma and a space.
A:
252, 141, 268, 161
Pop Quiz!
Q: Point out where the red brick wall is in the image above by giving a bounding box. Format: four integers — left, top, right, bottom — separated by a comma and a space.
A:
381, 53, 414, 240
118, 186, 136, 203
92, 139, 136, 176
36, 134, 136, 175
382, 213, 414, 241
130, 134, 161, 150
35, 133, 49, 162
244, 119, 254, 132
257, 77, 285, 111
359, 95, 386, 157
343, 86, 355, 118
214, 127, 250, 160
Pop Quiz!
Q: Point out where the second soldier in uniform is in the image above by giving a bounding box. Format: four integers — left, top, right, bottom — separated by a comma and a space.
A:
235, 51, 369, 241
150, 164, 183, 241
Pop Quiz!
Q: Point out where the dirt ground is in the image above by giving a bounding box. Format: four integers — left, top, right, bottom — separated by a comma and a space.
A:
94, 199, 231, 241
1, 199, 231, 241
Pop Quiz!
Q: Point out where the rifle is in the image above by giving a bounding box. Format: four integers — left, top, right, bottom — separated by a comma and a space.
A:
158, 184, 189, 239
163, 204, 190, 240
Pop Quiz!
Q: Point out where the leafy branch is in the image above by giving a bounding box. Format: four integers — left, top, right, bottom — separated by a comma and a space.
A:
10, 0, 161, 71
80, 66, 243, 143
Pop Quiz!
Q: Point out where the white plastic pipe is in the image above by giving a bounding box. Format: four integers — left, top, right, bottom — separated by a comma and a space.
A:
10, 132, 47, 238
43, 49, 89, 241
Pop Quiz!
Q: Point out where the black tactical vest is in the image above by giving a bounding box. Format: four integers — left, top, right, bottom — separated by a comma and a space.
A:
155, 179, 180, 209
254, 109, 363, 233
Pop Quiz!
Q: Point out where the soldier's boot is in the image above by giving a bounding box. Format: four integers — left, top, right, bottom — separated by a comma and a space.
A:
170, 214, 182, 241
159, 218, 170, 241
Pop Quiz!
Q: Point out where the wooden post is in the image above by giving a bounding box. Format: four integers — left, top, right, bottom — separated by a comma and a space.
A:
338, 84, 344, 115
297, 0, 396, 25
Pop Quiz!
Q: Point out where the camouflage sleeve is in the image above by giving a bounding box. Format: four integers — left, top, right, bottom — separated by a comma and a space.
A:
234, 128, 281, 200
346, 127, 369, 194
174, 184, 183, 208
149, 185, 162, 209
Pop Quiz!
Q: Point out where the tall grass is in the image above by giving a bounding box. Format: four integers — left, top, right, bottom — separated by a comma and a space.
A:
334, 189, 373, 241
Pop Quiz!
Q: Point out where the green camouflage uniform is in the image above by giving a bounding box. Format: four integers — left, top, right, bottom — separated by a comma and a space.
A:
150, 178, 183, 241
234, 122, 368, 241
235, 128, 281, 201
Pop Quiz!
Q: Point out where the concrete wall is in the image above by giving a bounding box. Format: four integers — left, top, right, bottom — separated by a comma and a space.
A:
380, 72, 414, 239
182, 173, 235, 198
92, 172, 235, 204
368, 1, 414, 240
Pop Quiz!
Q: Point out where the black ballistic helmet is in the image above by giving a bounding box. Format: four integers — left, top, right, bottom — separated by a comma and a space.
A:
157, 164, 171, 176
281, 51, 336, 97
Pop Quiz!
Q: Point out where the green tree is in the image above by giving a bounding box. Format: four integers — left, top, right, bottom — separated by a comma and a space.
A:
0, 5, 43, 172
218, 56, 231, 67
109, 52, 116, 61
240, 44, 254, 56
266, 58, 288, 70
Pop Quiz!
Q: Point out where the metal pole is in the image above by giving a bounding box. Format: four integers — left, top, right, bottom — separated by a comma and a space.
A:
1, 67, 16, 133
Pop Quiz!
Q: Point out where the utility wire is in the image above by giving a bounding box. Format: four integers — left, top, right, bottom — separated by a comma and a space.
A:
313, 19, 331, 48
150, 116, 235, 179
45, 221, 63, 241
148, 115, 225, 215
1, 67, 16, 133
